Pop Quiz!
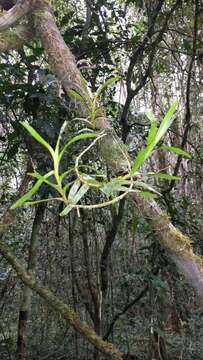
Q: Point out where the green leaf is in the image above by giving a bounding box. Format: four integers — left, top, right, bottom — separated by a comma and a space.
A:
60, 183, 89, 216
161, 145, 191, 158
55, 121, 68, 154
146, 119, 157, 146
130, 101, 178, 175
147, 172, 181, 180
134, 181, 161, 195
10, 178, 43, 209
29, 171, 57, 189
130, 143, 154, 175
101, 179, 131, 196
21, 122, 55, 158
139, 191, 158, 199
80, 174, 102, 187
68, 89, 90, 111
154, 101, 178, 145
94, 76, 121, 102
59, 132, 98, 160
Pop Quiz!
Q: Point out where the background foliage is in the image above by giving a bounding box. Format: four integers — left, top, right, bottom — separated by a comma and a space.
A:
0, 0, 203, 359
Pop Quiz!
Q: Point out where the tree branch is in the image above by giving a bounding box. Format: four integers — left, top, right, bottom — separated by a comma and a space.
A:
0, 0, 36, 31
164, 0, 199, 193
103, 285, 149, 341
0, 24, 32, 51
0, 239, 123, 359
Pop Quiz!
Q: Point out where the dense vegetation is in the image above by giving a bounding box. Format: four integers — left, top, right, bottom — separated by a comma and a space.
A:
0, 1, 202, 359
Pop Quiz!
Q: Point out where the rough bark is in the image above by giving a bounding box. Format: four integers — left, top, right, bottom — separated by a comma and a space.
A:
0, 0, 36, 31
0, 25, 32, 51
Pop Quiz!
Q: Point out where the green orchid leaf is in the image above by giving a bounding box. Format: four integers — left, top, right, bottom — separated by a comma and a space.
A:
161, 145, 191, 158
29, 171, 57, 189
139, 191, 158, 199
155, 101, 178, 145
94, 76, 121, 103
101, 179, 131, 196
10, 178, 44, 209
55, 121, 68, 155
134, 181, 161, 195
130, 142, 155, 175
68, 89, 90, 112
147, 172, 181, 180
146, 119, 158, 146
59, 132, 98, 160
26, 198, 62, 205
130, 101, 178, 175
60, 183, 89, 216
21, 122, 55, 158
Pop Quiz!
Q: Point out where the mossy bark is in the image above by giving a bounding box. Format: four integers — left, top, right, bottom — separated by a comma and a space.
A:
0, 239, 123, 359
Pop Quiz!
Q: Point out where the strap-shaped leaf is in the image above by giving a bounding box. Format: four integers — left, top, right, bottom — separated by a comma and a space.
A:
161, 145, 191, 158
147, 172, 181, 180
101, 179, 132, 196
30, 171, 57, 189
130, 101, 178, 175
60, 183, 89, 216
68, 89, 90, 112
134, 181, 161, 195
10, 178, 43, 209
154, 100, 178, 145
93, 76, 121, 105
21, 122, 55, 158
139, 191, 158, 199
59, 132, 98, 161
146, 118, 157, 146
130, 142, 155, 175
68, 180, 81, 201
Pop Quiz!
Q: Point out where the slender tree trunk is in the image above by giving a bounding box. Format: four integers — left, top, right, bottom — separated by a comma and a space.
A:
16, 202, 46, 360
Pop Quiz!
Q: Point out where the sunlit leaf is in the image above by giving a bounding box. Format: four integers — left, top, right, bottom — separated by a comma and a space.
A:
134, 181, 161, 195
101, 179, 131, 196
130, 101, 178, 175
29, 171, 57, 189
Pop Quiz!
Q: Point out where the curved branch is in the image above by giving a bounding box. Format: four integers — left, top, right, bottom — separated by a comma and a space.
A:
0, 0, 36, 31
0, 239, 123, 360
104, 285, 149, 341
0, 25, 32, 51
